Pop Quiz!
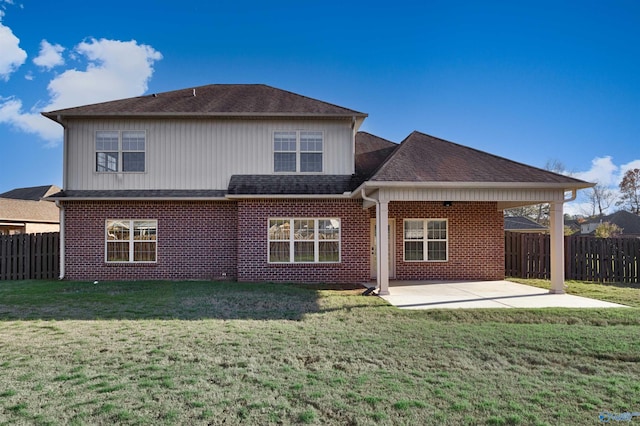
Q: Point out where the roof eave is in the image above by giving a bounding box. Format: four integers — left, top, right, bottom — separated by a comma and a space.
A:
42, 112, 368, 122
362, 181, 594, 190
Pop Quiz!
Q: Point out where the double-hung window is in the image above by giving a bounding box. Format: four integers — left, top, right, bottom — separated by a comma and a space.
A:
273, 131, 323, 172
268, 218, 340, 263
106, 220, 157, 262
404, 219, 448, 261
96, 131, 146, 172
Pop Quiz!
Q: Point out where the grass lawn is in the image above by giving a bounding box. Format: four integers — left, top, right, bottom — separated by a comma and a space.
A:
1, 280, 639, 425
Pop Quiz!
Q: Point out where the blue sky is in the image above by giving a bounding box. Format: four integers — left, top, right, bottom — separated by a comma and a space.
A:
1, 0, 639, 215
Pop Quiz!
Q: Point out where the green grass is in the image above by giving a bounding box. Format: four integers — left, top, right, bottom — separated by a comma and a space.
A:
0, 279, 639, 425
509, 278, 640, 308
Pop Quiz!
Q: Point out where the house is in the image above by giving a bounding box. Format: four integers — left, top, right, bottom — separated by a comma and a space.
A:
43, 84, 592, 295
580, 210, 640, 238
504, 216, 548, 233
0, 185, 61, 235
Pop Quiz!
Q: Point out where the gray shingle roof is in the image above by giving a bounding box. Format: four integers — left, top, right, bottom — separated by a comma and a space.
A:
46, 189, 227, 199
228, 175, 357, 195
369, 131, 591, 186
504, 216, 547, 231
583, 210, 640, 236
0, 185, 61, 201
42, 84, 367, 119
355, 132, 397, 179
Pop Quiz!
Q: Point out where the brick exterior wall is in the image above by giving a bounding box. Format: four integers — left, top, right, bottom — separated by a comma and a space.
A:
62, 201, 237, 281
61, 199, 504, 283
374, 201, 504, 281
237, 199, 371, 284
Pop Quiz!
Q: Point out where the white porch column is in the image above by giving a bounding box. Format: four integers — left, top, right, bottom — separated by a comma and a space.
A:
378, 201, 390, 296
549, 201, 565, 294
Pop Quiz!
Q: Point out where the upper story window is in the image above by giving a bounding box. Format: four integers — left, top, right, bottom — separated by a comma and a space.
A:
274, 131, 323, 172
96, 131, 146, 173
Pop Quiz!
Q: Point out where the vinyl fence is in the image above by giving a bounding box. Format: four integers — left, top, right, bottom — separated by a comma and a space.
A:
505, 231, 640, 283
0, 232, 59, 280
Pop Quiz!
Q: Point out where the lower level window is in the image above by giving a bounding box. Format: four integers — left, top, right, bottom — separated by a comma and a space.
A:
268, 218, 340, 263
404, 219, 448, 261
106, 220, 157, 262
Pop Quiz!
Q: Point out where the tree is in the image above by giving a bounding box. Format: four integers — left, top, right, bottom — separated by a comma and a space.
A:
504, 159, 569, 225
617, 168, 640, 214
586, 183, 617, 217
594, 222, 622, 238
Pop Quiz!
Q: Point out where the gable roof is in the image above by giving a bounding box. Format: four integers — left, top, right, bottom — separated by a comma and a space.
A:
367, 131, 591, 188
0, 185, 61, 201
42, 84, 367, 121
504, 216, 547, 232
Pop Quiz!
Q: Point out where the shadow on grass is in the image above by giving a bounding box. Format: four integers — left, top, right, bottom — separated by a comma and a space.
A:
0, 280, 379, 321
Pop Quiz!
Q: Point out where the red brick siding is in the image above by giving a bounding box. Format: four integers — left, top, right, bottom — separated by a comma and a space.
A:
62, 201, 237, 281
373, 201, 504, 281
237, 199, 370, 284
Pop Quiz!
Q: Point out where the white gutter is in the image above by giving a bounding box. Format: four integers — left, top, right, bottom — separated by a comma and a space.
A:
225, 194, 352, 200
55, 200, 65, 280
564, 189, 578, 202
356, 181, 594, 190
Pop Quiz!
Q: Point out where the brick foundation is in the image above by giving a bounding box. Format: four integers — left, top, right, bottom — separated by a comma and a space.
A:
237, 199, 371, 284
62, 201, 237, 281
61, 199, 504, 283
374, 201, 504, 281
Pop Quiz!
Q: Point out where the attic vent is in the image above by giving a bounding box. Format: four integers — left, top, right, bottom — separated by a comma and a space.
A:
193, 89, 196, 97
152, 93, 157, 97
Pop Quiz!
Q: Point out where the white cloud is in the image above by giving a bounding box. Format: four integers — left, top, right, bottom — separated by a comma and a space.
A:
619, 159, 640, 177
0, 10, 27, 81
43, 38, 162, 113
0, 96, 61, 142
0, 37, 162, 144
573, 156, 618, 186
33, 40, 65, 70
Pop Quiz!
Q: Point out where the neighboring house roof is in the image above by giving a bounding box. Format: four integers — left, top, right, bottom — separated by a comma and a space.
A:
0, 185, 60, 201
504, 216, 548, 232
0, 185, 60, 224
582, 210, 640, 236
367, 131, 590, 187
42, 84, 368, 120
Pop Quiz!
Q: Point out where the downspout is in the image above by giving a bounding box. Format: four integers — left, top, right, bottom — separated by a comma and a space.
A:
361, 188, 381, 288
56, 114, 68, 280
56, 200, 65, 280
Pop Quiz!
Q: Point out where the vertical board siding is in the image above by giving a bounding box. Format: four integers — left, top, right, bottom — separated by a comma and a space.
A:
0, 233, 59, 280
505, 231, 640, 283
66, 118, 354, 191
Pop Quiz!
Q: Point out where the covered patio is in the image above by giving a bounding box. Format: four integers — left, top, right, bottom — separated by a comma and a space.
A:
378, 280, 627, 309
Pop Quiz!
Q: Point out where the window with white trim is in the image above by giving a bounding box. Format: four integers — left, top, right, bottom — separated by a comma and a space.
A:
106, 220, 157, 262
96, 131, 146, 172
273, 131, 323, 172
404, 219, 448, 261
268, 218, 340, 263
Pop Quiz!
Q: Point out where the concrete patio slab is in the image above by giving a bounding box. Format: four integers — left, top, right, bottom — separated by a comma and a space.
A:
378, 280, 628, 309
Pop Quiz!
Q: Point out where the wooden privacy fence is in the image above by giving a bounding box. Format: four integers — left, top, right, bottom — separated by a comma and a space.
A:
505, 231, 640, 283
0, 232, 59, 280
